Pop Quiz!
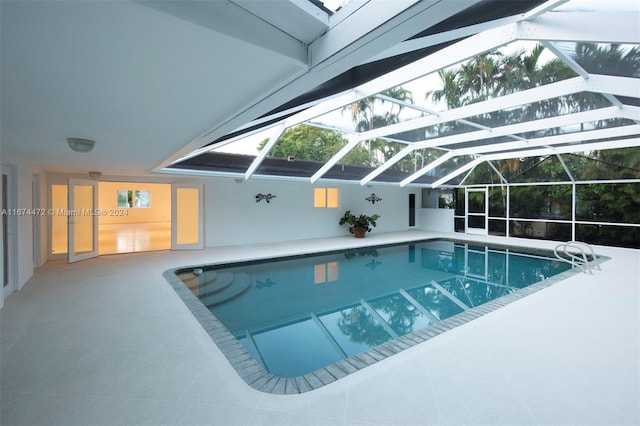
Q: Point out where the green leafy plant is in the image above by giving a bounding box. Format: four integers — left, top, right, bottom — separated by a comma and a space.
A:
339, 210, 380, 235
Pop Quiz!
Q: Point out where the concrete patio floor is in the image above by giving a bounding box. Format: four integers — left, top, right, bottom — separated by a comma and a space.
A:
1, 231, 638, 425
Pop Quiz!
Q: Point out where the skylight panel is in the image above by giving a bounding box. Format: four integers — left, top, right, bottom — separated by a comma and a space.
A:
563, 147, 640, 180
333, 93, 424, 133
571, 43, 640, 78
210, 127, 273, 156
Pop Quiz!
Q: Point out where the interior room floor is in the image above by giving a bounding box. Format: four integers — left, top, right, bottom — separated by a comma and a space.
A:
98, 222, 171, 255
1, 231, 638, 425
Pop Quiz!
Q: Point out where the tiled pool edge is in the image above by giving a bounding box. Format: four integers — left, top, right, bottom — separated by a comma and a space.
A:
163, 252, 610, 395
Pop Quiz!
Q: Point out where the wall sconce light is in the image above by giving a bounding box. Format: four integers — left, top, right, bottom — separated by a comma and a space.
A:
365, 193, 382, 204
67, 138, 95, 153
256, 193, 276, 203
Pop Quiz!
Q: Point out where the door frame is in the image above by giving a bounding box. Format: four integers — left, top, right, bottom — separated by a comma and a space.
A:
68, 178, 99, 263
466, 187, 488, 235
32, 174, 42, 267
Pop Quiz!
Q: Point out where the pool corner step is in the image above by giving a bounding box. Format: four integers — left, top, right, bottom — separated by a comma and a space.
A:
201, 272, 252, 307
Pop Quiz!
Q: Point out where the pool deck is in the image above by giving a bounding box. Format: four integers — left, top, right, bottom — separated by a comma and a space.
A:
1, 230, 639, 425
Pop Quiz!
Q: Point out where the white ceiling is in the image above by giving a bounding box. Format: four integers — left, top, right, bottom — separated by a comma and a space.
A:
0, 0, 480, 177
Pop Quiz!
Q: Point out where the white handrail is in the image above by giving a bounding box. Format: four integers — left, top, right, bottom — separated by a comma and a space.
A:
568, 241, 601, 271
554, 241, 599, 274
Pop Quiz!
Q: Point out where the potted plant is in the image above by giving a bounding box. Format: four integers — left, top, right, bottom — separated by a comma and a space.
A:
339, 210, 380, 238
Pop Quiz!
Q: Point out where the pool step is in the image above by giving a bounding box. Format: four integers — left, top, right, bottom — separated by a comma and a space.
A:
180, 270, 217, 289
182, 270, 239, 295
201, 272, 252, 307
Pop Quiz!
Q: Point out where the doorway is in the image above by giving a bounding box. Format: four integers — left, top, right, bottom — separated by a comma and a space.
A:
408, 193, 416, 227
466, 188, 488, 235
50, 181, 173, 257
97, 182, 171, 254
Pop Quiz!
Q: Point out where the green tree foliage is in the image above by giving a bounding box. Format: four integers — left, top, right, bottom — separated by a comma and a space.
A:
430, 43, 640, 246
257, 125, 369, 164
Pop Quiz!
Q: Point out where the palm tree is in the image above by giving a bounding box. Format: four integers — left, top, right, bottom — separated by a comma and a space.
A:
343, 87, 414, 165
426, 69, 463, 109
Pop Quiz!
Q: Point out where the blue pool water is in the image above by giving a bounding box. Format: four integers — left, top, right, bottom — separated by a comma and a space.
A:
176, 240, 571, 378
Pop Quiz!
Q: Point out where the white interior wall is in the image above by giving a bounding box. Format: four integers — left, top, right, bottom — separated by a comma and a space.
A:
204, 178, 418, 247
1, 153, 45, 292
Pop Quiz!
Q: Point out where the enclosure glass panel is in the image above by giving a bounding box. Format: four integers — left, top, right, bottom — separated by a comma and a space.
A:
453, 189, 465, 216
463, 162, 503, 185
510, 156, 571, 184
509, 220, 571, 241
488, 219, 507, 236
576, 223, 639, 249
510, 185, 572, 220
570, 43, 640, 78
564, 148, 640, 180
488, 187, 506, 218
467, 191, 486, 214
576, 183, 640, 224
468, 215, 485, 229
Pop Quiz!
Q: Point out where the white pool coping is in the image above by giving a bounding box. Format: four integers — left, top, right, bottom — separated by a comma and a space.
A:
2, 230, 639, 425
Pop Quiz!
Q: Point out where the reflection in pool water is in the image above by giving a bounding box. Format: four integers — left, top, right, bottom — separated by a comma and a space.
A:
176, 240, 570, 378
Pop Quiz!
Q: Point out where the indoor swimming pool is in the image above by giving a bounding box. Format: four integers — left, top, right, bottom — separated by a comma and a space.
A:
167, 239, 578, 392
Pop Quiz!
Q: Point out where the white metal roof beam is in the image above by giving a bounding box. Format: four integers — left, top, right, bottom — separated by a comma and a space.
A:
487, 161, 508, 185
517, 10, 640, 45
311, 0, 482, 70
487, 138, 640, 162
430, 138, 640, 189
556, 154, 575, 182
429, 158, 485, 188
542, 41, 590, 79
364, 14, 522, 65
375, 93, 495, 132
244, 124, 286, 180
521, 0, 570, 20
365, 105, 639, 186
400, 125, 640, 187
358, 75, 640, 142
398, 152, 454, 187
135, 0, 306, 65
413, 105, 638, 151
309, 138, 362, 183
360, 145, 416, 185
456, 124, 640, 157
